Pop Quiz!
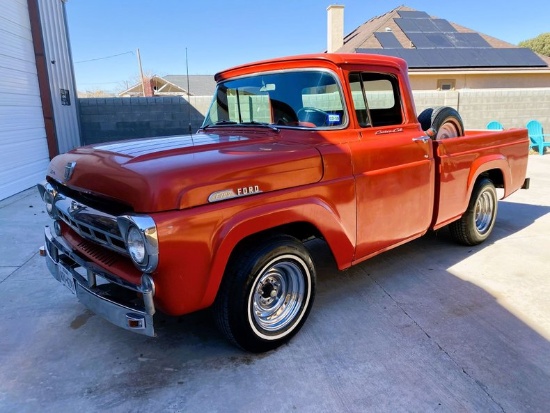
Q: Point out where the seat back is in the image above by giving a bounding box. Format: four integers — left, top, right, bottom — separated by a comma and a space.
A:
526, 120, 544, 137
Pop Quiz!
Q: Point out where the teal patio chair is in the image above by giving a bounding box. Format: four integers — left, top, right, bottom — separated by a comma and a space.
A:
486, 121, 504, 130
526, 120, 550, 155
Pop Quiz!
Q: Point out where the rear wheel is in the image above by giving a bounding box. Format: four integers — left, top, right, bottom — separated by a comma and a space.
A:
418, 106, 464, 139
214, 235, 316, 352
449, 178, 498, 245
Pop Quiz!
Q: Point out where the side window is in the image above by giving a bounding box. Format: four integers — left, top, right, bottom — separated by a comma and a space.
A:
349, 72, 403, 127
349, 73, 370, 127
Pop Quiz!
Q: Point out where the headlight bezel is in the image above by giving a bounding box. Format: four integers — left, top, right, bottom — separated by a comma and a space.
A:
37, 182, 58, 219
117, 215, 159, 273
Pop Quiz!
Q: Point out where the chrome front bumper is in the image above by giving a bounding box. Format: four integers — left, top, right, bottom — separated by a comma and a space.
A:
44, 226, 156, 336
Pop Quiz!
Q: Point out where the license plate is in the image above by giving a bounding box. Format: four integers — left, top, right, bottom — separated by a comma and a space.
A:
58, 263, 76, 295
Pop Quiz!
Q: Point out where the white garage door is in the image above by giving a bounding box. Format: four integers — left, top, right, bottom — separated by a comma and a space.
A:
0, 0, 50, 200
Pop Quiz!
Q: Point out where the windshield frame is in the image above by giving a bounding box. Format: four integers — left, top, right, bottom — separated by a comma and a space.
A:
201, 68, 349, 131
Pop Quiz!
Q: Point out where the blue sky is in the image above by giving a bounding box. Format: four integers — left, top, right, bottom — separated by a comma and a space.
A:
66, 0, 549, 93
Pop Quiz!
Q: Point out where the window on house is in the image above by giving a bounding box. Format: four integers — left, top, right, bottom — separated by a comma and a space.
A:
437, 79, 456, 91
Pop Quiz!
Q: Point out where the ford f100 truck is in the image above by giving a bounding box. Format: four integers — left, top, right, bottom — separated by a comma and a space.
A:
38, 53, 529, 352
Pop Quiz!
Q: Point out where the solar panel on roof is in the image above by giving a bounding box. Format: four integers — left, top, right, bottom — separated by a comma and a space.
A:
425, 33, 455, 48
481, 49, 511, 66
356, 47, 547, 69
437, 49, 468, 67
397, 11, 430, 19
498, 48, 547, 66
414, 18, 439, 33
432, 19, 457, 33
407, 33, 433, 48
456, 48, 491, 66
395, 18, 421, 33
406, 33, 454, 48
417, 49, 448, 67
448, 33, 491, 48
374, 32, 403, 49
394, 49, 431, 67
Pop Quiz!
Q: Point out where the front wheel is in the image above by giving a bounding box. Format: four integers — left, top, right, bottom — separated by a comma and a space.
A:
214, 235, 316, 352
449, 178, 498, 245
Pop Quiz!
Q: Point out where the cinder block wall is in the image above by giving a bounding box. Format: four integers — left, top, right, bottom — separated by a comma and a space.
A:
79, 89, 550, 146
79, 96, 212, 145
413, 88, 550, 130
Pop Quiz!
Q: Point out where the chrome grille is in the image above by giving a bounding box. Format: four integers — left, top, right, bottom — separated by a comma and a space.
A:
54, 194, 128, 255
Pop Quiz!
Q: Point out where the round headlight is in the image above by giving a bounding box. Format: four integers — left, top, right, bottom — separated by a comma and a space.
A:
127, 227, 146, 265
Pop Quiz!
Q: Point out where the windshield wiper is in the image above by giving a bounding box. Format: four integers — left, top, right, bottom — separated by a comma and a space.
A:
239, 121, 279, 132
199, 120, 237, 131
200, 120, 279, 133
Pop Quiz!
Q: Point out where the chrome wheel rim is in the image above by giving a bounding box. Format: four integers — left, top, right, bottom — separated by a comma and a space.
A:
475, 189, 495, 234
436, 121, 460, 139
250, 255, 307, 334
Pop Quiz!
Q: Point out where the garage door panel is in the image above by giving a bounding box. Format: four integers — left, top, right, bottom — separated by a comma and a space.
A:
0, 16, 33, 42
2, 0, 32, 26
0, 65, 41, 95
1, 138, 50, 172
0, 54, 38, 75
0, 163, 49, 201
0, 107, 45, 133
0, 127, 45, 142
0, 92, 42, 107
0, 31, 36, 63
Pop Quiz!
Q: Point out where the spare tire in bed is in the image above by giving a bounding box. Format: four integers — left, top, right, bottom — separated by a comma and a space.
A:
417, 106, 464, 139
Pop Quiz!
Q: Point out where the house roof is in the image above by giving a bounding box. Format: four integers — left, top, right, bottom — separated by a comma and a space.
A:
336, 6, 549, 70
118, 75, 216, 97
162, 75, 217, 96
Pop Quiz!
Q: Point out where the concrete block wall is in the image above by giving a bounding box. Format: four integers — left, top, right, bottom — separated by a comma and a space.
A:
78, 88, 550, 146
79, 96, 212, 145
413, 88, 550, 130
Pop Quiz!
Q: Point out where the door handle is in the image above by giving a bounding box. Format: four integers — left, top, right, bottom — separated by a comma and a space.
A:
412, 136, 430, 143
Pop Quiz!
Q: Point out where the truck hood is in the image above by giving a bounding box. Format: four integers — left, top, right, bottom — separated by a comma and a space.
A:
47, 132, 323, 212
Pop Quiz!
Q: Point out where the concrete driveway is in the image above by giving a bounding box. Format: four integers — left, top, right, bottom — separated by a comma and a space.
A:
1, 155, 549, 413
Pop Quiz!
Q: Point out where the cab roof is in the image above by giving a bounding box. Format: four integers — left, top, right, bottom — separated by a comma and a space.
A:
215, 53, 408, 82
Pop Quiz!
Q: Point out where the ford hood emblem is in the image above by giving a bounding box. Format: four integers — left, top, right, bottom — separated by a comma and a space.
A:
64, 161, 77, 181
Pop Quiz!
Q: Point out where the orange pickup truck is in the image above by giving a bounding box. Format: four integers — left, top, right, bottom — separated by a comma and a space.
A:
38, 53, 529, 352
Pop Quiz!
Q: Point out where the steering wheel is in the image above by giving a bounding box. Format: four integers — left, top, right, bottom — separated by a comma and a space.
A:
297, 107, 329, 126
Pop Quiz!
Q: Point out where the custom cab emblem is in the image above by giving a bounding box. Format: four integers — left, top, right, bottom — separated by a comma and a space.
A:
64, 161, 77, 181
375, 127, 403, 135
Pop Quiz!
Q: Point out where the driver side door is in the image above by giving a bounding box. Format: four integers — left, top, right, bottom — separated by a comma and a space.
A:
348, 72, 435, 261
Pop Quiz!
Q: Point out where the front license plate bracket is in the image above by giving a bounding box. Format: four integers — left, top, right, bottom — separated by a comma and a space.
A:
58, 263, 76, 295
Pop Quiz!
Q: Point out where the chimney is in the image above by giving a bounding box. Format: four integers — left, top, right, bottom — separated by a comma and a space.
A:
143, 77, 155, 97
327, 5, 344, 53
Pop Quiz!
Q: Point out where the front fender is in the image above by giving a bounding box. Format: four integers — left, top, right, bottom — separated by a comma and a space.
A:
200, 197, 356, 308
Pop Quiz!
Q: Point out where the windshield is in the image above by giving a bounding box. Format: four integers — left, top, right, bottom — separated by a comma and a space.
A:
202, 70, 347, 130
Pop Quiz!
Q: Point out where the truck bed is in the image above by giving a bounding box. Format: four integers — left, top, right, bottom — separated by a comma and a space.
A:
432, 128, 529, 229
